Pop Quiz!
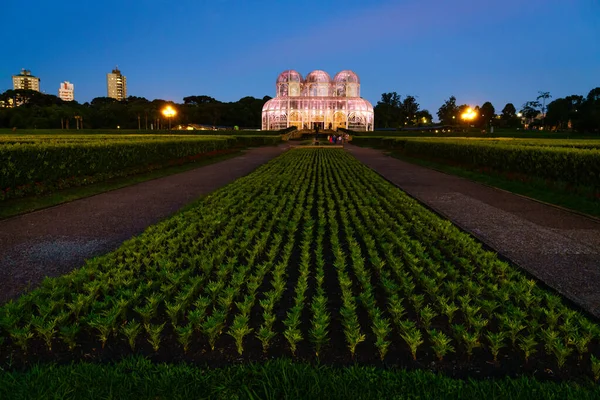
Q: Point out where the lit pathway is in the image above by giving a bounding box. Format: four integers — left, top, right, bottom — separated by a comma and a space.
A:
0, 145, 288, 303
345, 144, 600, 318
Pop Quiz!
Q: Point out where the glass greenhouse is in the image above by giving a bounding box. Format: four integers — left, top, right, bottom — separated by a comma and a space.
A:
262, 70, 374, 131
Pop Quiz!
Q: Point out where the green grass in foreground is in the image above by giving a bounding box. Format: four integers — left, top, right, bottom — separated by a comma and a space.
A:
0, 357, 598, 400
0, 151, 241, 220
389, 153, 600, 219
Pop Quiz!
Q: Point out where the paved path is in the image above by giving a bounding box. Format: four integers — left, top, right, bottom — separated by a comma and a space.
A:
0, 145, 288, 303
345, 145, 600, 318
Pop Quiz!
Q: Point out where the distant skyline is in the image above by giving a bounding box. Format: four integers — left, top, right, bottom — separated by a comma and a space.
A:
2, 0, 599, 115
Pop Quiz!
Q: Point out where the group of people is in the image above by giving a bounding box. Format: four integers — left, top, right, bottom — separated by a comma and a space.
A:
327, 134, 347, 144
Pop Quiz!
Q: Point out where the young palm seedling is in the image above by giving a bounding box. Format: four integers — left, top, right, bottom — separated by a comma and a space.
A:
145, 322, 165, 352
10, 325, 34, 353
122, 319, 141, 351
59, 323, 80, 351
401, 325, 424, 361
486, 331, 507, 363
419, 305, 437, 331
227, 315, 253, 355
462, 331, 481, 361
429, 329, 455, 362
176, 323, 194, 353
372, 311, 392, 361
551, 341, 573, 370
591, 354, 600, 383
518, 335, 538, 363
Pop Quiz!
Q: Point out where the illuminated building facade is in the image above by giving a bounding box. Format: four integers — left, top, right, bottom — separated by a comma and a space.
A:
12, 69, 40, 92
107, 67, 127, 100
262, 70, 374, 131
58, 81, 74, 101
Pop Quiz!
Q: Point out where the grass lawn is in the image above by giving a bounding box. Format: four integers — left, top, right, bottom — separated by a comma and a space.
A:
1, 357, 599, 400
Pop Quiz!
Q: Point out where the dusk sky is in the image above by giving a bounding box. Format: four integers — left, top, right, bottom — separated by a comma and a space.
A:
2, 0, 598, 118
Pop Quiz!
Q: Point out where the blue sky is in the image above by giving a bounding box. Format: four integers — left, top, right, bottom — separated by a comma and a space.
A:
1, 0, 598, 117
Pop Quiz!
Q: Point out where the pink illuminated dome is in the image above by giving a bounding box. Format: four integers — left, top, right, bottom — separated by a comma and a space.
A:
304, 70, 331, 83
277, 70, 303, 83
333, 70, 359, 84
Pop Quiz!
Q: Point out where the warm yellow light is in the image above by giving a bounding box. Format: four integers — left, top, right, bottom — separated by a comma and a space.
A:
162, 106, 176, 118
461, 107, 477, 121
422, 117, 427, 123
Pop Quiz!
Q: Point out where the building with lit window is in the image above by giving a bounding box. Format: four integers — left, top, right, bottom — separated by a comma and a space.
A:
12, 69, 40, 92
262, 70, 374, 131
107, 67, 127, 100
58, 81, 74, 101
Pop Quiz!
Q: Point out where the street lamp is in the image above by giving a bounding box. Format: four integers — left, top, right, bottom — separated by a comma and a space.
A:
162, 105, 176, 133
461, 107, 477, 131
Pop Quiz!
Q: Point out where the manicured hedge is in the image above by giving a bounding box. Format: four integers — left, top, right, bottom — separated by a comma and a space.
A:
0, 137, 235, 191
353, 137, 600, 187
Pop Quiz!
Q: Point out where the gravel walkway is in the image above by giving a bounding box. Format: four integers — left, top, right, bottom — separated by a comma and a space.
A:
345, 144, 600, 318
0, 145, 288, 303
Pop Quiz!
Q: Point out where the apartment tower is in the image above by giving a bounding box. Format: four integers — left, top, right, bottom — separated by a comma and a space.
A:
12, 69, 40, 91
58, 81, 74, 101
107, 67, 127, 100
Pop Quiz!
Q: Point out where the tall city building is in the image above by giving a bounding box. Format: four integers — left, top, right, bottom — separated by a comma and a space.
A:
58, 81, 74, 101
12, 69, 40, 92
107, 67, 127, 100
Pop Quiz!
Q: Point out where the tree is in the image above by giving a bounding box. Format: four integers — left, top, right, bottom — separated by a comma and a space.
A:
415, 110, 433, 125
402, 95, 420, 126
520, 101, 541, 127
501, 103, 517, 119
536, 91, 552, 126
479, 102, 495, 129
437, 96, 459, 125
575, 87, 600, 133
545, 95, 583, 130
374, 92, 401, 128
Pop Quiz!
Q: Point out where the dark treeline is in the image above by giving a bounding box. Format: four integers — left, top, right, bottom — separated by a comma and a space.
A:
0, 90, 271, 129
2, 87, 599, 132
376, 87, 600, 133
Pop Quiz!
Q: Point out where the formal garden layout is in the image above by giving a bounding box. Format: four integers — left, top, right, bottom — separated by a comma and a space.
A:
1, 134, 600, 398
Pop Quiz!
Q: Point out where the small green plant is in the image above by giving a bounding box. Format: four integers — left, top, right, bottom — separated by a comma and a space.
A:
419, 306, 437, 331
165, 301, 183, 327
551, 341, 573, 370
442, 303, 459, 324
227, 315, 253, 355
59, 324, 80, 351
10, 325, 34, 353
284, 328, 303, 356
372, 315, 392, 361
462, 331, 481, 360
518, 335, 538, 363
401, 326, 424, 361
256, 326, 276, 353
591, 354, 600, 382
486, 331, 507, 362
429, 329, 455, 361
88, 315, 113, 348
122, 319, 141, 351
145, 323, 165, 352
202, 310, 226, 350
176, 323, 194, 353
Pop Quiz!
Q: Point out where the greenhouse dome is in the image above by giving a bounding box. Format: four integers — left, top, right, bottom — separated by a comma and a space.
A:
262, 69, 374, 131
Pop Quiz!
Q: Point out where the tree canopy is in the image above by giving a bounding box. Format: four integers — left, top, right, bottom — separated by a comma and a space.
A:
0, 91, 270, 129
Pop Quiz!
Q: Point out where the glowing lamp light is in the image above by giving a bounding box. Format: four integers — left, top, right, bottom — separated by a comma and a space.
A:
162, 106, 176, 118
461, 107, 477, 121
162, 105, 177, 133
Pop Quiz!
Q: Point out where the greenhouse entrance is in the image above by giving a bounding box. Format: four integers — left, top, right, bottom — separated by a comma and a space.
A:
312, 122, 324, 130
